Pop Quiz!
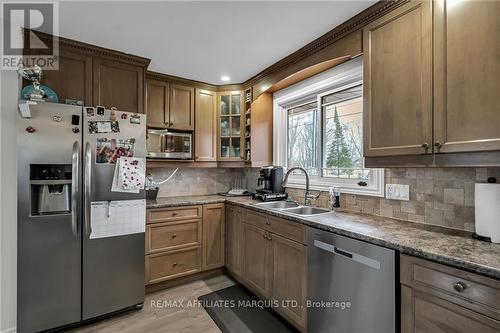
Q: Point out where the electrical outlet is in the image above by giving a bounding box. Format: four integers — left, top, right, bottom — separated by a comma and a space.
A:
385, 184, 410, 201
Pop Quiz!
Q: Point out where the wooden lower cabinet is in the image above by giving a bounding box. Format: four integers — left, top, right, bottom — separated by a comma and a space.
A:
401, 286, 500, 333
233, 206, 307, 331
146, 204, 225, 285
225, 205, 243, 277
146, 247, 201, 285
202, 204, 225, 270
241, 223, 273, 299
401, 254, 500, 332
271, 234, 307, 329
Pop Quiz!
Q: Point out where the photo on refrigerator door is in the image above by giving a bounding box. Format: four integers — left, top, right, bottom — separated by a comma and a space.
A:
96, 138, 135, 164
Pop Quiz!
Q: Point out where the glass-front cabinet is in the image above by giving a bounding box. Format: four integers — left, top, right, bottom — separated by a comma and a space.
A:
218, 91, 243, 160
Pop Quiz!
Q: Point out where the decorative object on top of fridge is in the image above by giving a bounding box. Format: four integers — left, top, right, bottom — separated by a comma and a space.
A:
18, 65, 47, 102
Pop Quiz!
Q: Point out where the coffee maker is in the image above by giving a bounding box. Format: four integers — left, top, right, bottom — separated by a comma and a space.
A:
253, 166, 287, 201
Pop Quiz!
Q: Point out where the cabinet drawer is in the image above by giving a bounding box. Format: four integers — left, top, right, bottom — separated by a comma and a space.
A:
243, 209, 306, 244
401, 255, 500, 319
146, 219, 201, 254
147, 206, 202, 224
146, 247, 201, 284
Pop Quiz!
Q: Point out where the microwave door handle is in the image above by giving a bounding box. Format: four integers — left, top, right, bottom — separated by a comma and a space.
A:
84, 142, 92, 237
71, 141, 80, 237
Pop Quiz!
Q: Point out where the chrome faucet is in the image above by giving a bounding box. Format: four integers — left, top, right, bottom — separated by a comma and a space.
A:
282, 167, 319, 205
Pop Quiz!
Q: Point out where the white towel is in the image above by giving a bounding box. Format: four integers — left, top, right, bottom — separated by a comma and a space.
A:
111, 157, 146, 193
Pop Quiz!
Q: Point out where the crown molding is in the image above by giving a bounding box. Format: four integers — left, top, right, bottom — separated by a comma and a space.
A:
28, 29, 151, 67
243, 0, 409, 87
146, 71, 218, 90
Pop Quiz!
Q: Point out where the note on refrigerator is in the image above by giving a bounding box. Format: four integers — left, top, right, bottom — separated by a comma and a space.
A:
90, 199, 146, 239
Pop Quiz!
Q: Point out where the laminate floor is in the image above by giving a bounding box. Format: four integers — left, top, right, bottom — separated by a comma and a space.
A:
67, 274, 234, 333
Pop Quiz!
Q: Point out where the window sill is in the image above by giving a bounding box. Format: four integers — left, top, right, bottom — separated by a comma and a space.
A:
284, 176, 385, 198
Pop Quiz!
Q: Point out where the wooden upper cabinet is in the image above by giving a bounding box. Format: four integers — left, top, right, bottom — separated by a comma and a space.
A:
433, 0, 500, 153
218, 91, 244, 161
363, 0, 433, 157
202, 204, 225, 270
146, 79, 169, 127
41, 48, 92, 105
169, 84, 194, 130
195, 89, 217, 161
250, 93, 273, 167
93, 57, 145, 113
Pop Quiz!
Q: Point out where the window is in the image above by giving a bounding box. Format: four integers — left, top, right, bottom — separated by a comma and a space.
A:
273, 57, 384, 196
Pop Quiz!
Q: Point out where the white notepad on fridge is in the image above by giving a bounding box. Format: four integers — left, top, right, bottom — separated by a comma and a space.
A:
90, 199, 146, 239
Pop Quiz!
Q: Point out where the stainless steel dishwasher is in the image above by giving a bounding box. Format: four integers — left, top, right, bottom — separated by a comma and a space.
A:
308, 227, 396, 333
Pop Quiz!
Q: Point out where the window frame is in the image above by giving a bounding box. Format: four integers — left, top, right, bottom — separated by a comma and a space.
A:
273, 57, 384, 197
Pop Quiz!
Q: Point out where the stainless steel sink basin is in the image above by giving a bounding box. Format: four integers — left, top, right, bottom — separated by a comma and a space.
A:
256, 201, 300, 209
283, 206, 331, 216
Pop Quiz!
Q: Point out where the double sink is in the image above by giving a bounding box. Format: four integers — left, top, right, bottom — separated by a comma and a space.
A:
255, 201, 331, 216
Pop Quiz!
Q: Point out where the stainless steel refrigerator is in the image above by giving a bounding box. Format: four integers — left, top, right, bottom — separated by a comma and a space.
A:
17, 103, 146, 333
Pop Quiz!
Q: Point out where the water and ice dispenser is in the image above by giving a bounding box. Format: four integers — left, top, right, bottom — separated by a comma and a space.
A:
30, 164, 72, 215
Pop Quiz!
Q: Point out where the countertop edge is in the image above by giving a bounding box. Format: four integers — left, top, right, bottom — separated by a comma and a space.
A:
147, 197, 500, 280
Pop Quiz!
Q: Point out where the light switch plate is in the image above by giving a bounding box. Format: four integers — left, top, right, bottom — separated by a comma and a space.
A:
385, 184, 410, 201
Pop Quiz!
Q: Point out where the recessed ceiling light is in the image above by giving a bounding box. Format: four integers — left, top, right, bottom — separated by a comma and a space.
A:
220, 75, 230, 82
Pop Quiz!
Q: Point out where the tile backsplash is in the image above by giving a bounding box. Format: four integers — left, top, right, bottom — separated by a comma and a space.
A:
286, 168, 500, 232
149, 166, 500, 233
148, 168, 249, 197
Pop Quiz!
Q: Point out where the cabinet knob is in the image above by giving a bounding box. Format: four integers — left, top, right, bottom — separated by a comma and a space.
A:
434, 141, 442, 149
421, 142, 429, 149
453, 281, 467, 293
173, 262, 178, 267
172, 233, 177, 238
265, 219, 271, 226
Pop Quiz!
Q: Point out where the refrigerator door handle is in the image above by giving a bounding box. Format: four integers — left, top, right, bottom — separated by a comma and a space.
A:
84, 142, 92, 237
71, 141, 80, 237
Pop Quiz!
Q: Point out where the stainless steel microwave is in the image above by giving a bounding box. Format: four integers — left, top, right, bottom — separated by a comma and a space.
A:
147, 129, 192, 159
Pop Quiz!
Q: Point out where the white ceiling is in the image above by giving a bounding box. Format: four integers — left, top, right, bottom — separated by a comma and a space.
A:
56, 1, 377, 84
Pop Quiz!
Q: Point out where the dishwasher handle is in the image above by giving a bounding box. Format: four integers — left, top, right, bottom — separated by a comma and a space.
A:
334, 247, 353, 259
313, 239, 381, 270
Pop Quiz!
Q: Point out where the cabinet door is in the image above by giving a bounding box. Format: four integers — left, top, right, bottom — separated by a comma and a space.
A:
39, 48, 92, 105
218, 92, 244, 161
169, 84, 194, 130
195, 89, 217, 161
242, 223, 272, 298
202, 204, 225, 270
146, 79, 169, 127
225, 205, 242, 276
250, 93, 273, 167
434, 0, 500, 153
271, 233, 307, 329
93, 57, 145, 113
363, 0, 433, 157
401, 286, 500, 333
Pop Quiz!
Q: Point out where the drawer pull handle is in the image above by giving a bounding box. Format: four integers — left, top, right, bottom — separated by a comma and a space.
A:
172, 233, 177, 238
172, 212, 178, 216
453, 281, 467, 293
173, 262, 178, 267
265, 220, 271, 225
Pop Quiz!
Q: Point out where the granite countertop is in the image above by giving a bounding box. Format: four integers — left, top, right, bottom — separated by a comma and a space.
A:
147, 195, 500, 280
